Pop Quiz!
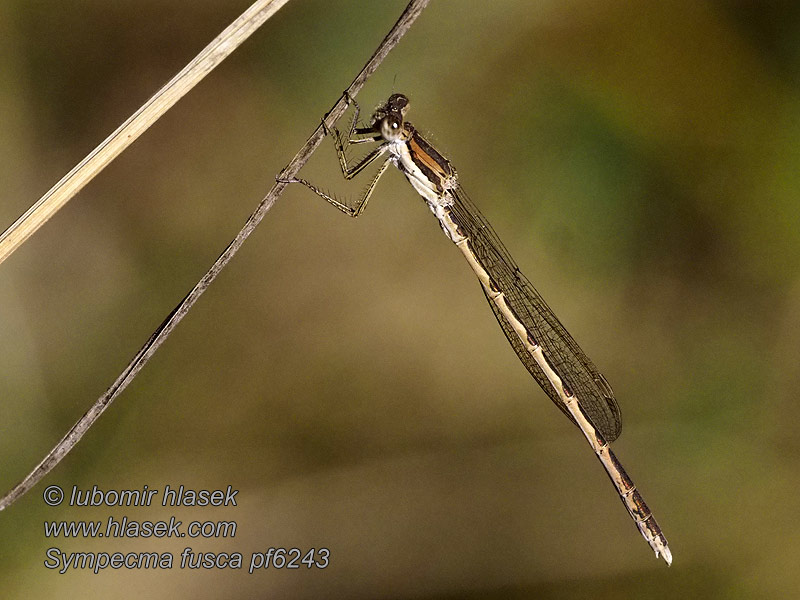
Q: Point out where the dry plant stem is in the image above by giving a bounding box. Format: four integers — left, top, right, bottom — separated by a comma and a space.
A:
0, 0, 291, 266
0, 0, 431, 512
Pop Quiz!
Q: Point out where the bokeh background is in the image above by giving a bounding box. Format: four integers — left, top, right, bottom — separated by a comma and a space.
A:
1, 0, 799, 597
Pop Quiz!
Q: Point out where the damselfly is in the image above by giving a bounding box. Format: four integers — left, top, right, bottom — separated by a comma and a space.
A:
281, 93, 671, 565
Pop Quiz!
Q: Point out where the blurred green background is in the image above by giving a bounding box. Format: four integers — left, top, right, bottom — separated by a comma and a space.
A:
1, 0, 799, 597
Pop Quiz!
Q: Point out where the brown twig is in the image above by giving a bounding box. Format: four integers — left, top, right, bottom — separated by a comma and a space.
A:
0, 0, 292, 266
0, 0, 431, 511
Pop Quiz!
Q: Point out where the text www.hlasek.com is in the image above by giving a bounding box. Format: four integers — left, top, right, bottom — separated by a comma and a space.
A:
44, 516, 235, 539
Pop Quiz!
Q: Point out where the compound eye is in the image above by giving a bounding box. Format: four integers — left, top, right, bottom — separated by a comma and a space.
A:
382, 115, 402, 139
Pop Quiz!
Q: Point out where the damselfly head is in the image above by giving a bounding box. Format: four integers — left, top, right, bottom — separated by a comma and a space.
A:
385, 93, 409, 113
372, 94, 410, 140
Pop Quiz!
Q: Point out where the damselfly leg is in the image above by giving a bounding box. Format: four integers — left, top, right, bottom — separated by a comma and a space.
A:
279, 94, 392, 217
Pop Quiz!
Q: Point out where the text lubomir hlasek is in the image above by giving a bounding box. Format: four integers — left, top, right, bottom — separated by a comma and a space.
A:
68, 485, 238, 507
